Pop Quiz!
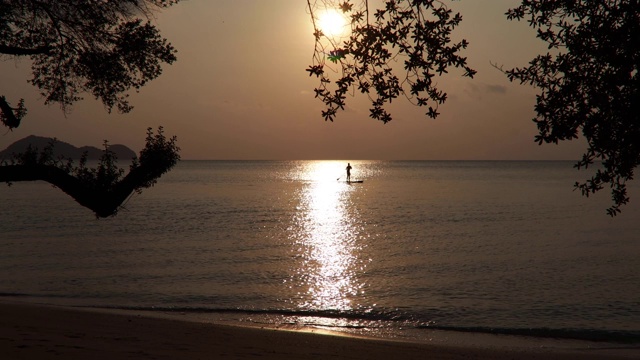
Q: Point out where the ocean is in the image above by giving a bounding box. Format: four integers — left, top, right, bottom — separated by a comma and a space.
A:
1, 160, 639, 343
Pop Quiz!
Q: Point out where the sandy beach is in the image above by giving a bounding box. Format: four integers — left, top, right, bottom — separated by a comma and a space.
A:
0, 302, 636, 360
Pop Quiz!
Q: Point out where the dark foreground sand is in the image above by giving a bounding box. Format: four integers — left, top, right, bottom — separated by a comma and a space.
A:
0, 302, 636, 360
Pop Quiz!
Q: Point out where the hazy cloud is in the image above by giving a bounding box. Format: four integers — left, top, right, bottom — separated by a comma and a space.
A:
464, 82, 508, 100
485, 84, 507, 94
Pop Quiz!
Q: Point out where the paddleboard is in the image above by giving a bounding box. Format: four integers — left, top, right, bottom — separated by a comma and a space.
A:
342, 180, 364, 183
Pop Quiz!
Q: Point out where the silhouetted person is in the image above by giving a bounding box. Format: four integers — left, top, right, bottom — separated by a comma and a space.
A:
346, 163, 352, 182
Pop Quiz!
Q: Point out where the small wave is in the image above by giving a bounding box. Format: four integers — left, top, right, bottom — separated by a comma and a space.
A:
418, 324, 640, 344
90, 304, 417, 323
90, 305, 640, 344
0, 292, 31, 297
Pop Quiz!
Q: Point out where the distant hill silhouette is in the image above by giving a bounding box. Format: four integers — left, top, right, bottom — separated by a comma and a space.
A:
0, 135, 136, 161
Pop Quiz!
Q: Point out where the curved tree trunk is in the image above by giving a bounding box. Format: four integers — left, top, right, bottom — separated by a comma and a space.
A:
0, 164, 161, 217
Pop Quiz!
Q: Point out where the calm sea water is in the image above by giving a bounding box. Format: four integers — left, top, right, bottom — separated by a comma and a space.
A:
1, 160, 639, 342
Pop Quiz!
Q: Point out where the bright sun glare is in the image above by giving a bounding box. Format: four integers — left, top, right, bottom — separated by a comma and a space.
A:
318, 9, 348, 37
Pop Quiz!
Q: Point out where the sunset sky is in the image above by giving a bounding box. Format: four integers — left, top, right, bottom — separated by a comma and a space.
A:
0, 0, 587, 160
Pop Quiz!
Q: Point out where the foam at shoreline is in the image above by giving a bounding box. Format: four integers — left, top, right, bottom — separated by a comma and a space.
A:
0, 301, 637, 359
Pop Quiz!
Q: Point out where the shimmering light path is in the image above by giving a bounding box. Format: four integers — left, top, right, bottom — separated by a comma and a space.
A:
289, 161, 367, 312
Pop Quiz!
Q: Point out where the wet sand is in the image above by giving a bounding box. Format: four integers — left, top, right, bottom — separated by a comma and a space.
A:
0, 302, 635, 359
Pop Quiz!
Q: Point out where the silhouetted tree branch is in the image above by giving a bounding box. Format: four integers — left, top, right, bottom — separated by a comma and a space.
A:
0, 45, 51, 56
1, 127, 179, 218
306, 0, 475, 123
0, 96, 26, 129
505, 0, 640, 216
0, 0, 179, 121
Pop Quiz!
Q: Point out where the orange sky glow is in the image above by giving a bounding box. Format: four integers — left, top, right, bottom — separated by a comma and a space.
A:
0, 0, 587, 160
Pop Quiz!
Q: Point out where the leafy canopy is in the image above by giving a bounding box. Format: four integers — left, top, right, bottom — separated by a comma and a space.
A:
0, 0, 179, 129
505, 0, 640, 216
306, 0, 476, 123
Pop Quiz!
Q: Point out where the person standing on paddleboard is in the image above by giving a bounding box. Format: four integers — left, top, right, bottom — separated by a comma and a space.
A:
346, 163, 352, 182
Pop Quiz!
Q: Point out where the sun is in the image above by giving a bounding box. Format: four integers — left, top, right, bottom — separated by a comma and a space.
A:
317, 9, 348, 38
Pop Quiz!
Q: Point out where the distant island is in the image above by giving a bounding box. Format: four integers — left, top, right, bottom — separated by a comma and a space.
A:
0, 135, 136, 161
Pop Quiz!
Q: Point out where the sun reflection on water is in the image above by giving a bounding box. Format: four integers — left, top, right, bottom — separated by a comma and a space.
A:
289, 161, 366, 311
